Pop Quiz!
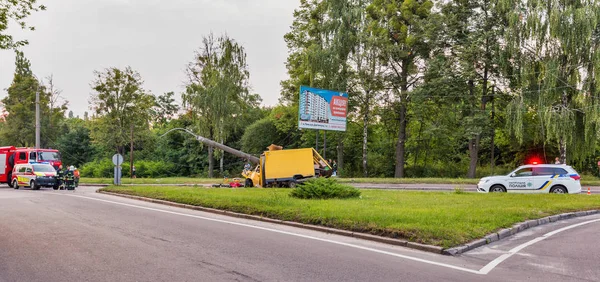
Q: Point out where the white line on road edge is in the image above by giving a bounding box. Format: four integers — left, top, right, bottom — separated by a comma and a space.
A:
478, 218, 600, 275
51, 192, 600, 276
52, 193, 482, 275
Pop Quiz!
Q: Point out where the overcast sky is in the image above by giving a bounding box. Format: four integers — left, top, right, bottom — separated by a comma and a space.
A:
0, 0, 297, 117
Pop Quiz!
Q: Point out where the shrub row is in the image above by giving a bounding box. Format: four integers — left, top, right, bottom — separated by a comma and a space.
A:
290, 178, 361, 199
80, 159, 176, 178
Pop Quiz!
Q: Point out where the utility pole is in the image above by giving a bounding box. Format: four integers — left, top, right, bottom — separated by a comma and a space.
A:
130, 124, 134, 178
35, 85, 40, 149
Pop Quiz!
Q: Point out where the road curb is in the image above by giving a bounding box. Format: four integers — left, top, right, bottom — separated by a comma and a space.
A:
97, 190, 444, 254
443, 210, 600, 256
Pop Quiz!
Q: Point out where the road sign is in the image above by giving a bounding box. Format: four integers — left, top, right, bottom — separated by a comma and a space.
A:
112, 154, 124, 166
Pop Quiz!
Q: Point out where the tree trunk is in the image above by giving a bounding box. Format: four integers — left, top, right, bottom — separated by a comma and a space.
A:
559, 138, 566, 164
337, 138, 344, 177
490, 88, 495, 173
219, 139, 224, 176
394, 59, 410, 178
467, 77, 480, 178
362, 95, 369, 177
559, 90, 568, 164
467, 136, 480, 178
394, 102, 407, 178
208, 146, 214, 178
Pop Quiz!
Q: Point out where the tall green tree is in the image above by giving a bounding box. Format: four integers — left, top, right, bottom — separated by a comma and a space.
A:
367, 0, 434, 178
2, 50, 66, 147
152, 91, 180, 127
503, 0, 600, 164
183, 33, 259, 177
89, 67, 155, 155
429, 0, 507, 178
55, 117, 95, 167
349, 0, 384, 177
282, 0, 361, 174
0, 0, 46, 49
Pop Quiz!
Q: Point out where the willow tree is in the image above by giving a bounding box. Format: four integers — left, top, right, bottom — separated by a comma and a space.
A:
183, 34, 255, 177
503, 0, 600, 164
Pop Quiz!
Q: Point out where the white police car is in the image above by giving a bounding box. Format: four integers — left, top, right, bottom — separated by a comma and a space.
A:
478, 164, 582, 194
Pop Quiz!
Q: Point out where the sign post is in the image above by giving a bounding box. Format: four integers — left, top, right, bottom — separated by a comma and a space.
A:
112, 154, 124, 185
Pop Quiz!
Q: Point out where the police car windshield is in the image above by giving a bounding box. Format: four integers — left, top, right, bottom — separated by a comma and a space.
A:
39, 152, 60, 161
33, 165, 56, 172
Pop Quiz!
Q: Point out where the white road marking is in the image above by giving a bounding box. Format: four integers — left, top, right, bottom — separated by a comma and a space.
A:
48, 192, 600, 276
478, 218, 600, 274
51, 192, 483, 275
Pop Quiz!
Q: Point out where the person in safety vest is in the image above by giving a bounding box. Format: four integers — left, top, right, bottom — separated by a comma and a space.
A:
56, 165, 65, 190
73, 166, 80, 187
65, 166, 76, 190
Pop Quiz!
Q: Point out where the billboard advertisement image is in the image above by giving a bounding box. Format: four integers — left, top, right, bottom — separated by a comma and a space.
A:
298, 86, 348, 132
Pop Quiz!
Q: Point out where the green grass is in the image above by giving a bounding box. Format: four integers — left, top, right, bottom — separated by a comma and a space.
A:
100, 186, 600, 248
82, 175, 600, 186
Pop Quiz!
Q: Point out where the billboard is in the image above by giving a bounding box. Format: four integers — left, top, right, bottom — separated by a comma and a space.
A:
298, 86, 348, 132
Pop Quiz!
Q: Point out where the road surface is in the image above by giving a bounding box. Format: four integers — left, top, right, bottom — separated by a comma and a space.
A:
0, 186, 599, 281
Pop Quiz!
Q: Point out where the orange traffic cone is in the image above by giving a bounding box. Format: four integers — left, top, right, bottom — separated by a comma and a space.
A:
588, 187, 591, 195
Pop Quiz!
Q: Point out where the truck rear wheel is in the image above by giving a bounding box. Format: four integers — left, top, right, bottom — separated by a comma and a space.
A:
7, 173, 13, 188
288, 181, 297, 188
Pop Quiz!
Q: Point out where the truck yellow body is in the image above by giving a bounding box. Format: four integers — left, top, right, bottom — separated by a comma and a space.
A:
243, 148, 330, 188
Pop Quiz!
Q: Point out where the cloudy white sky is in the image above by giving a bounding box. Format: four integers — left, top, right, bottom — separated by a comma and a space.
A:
0, 0, 298, 117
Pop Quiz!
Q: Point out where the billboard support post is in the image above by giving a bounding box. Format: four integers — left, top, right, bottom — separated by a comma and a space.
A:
323, 131, 326, 159
315, 130, 319, 151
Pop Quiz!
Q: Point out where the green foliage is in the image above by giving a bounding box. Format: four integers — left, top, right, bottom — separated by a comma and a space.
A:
1, 50, 66, 147
182, 33, 260, 177
241, 118, 282, 154
0, 0, 46, 49
80, 159, 176, 178
89, 67, 155, 154
152, 92, 179, 127
290, 178, 361, 199
54, 118, 95, 167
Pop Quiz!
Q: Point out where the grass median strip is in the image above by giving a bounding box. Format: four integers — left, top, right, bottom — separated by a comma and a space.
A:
83, 176, 600, 186
101, 186, 600, 248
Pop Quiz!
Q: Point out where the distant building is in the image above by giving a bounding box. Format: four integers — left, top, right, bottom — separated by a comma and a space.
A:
299, 90, 328, 123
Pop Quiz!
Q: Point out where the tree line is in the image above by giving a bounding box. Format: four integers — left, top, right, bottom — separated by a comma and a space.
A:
1, 0, 599, 178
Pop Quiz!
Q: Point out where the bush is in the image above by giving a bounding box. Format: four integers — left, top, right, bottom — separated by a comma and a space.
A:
80, 160, 176, 178
290, 178, 361, 200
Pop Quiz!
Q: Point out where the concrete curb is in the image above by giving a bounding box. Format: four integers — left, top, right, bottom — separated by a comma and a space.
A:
97, 190, 444, 254
95, 189, 599, 256
443, 210, 600, 256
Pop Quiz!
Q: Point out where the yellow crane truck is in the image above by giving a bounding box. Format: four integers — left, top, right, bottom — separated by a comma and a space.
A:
162, 128, 332, 188
241, 146, 331, 188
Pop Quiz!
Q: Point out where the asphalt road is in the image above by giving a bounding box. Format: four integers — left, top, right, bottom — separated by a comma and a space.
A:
1, 186, 599, 282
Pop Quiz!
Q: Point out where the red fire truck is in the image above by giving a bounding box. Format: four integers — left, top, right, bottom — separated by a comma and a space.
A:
0, 147, 62, 187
